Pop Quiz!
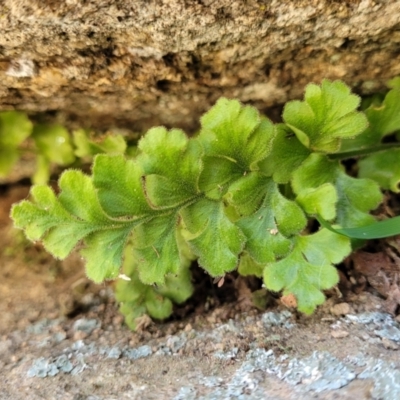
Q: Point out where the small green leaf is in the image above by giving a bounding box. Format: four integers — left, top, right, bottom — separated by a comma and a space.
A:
12, 170, 138, 282
116, 245, 193, 329
292, 153, 382, 227
283, 80, 367, 153
0, 111, 33, 177
12, 185, 77, 240
264, 229, 351, 314
32, 124, 75, 165
132, 215, 181, 285
199, 98, 275, 170
296, 183, 337, 220
259, 124, 310, 183
58, 170, 110, 223
236, 179, 306, 264
292, 153, 337, 192
81, 227, 132, 282
387, 77, 400, 89
93, 154, 153, 218
198, 156, 242, 200
158, 264, 194, 304
118, 302, 147, 330
99, 135, 127, 154
358, 148, 400, 193
335, 173, 382, 227
0, 111, 32, 147
73, 129, 127, 158
181, 198, 245, 276
145, 290, 173, 320
225, 172, 270, 216
238, 252, 264, 277
340, 87, 400, 152
73, 129, 96, 158
138, 127, 202, 208
11, 184, 100, 259
251, 288, 271, 310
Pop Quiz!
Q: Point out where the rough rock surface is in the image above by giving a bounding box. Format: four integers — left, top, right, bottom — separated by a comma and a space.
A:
1, 0, 400, 132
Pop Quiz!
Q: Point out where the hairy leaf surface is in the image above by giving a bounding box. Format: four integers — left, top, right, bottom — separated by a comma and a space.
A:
341, 87, 400, 152
225, 172, 270, 216
296, 184, 337, 220
81, 228, 133, 282
132, 215, 181, 284
259, 124, 311, 183
283, 80, 367, 152
181, 198, 245, 276
93, 154, 153, 218
358, 148, 400, 193
116, 245, 194, 330
238, 252, 265, 277
264, 229, 351, 313
73, 129, 127, 158
12, 170, 137, 281
292, 153, 382, 226
199, 98, 275, 170
138, 127, 202, 208
235, 178, 306, 264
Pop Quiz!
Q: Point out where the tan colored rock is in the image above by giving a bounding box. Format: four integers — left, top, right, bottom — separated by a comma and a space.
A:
1, 0, 400, 136
331, 329, 350, 339
381, 337, 399, 350
330, 302, 352, 316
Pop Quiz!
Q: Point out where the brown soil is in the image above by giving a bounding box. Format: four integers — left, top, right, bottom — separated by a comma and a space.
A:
1, 184, 400, 400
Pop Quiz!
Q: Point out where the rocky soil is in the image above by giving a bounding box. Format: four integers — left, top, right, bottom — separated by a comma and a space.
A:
2, 185, 400, 400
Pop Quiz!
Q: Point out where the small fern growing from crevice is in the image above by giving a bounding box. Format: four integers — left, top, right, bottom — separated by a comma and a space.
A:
11, 79, 400, 329
0, 113, 131, 184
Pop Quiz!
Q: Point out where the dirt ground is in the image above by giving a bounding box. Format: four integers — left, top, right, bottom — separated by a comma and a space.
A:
2, 184, 400, 400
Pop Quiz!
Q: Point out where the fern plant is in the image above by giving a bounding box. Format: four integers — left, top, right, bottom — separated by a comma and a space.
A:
0, 113, 131, 184
11, 79, 400, 330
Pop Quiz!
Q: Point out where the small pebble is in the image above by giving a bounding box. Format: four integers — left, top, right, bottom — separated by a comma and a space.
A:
382, 337, 399, 350
331, 330, 349, 339
330, 303, 351, 316
72, 318, 99, 334
72, 331, 88, 341
10, 355, 19, 363
112, 315, 124, 326
107, 347, 122, 359
359, 333, 371, 341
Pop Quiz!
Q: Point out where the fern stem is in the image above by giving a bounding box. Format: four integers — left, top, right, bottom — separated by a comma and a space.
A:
328, 142, 400, 160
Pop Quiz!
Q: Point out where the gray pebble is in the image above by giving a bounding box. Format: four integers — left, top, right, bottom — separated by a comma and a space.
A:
123, 345, 152, 360
72, 318, 100, 334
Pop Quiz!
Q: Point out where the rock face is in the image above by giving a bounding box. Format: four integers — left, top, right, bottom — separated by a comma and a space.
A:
1, 0, 400, 132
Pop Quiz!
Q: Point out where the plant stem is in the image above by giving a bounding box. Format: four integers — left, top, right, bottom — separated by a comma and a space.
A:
328, 142, 400, 160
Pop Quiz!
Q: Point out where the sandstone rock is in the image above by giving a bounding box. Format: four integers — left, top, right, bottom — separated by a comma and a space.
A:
1, 0, 400, 134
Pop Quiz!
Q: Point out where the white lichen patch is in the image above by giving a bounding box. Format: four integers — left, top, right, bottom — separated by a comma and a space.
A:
6, 58, 35, 78
128, 46, 164, 60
